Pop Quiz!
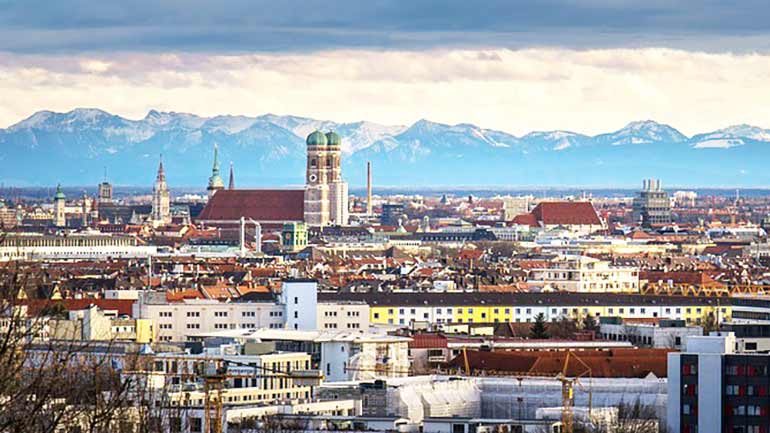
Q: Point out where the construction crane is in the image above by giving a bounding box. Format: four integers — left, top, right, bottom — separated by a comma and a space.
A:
32, 351, 324, 433
557, 352, 593, 433
198, 357, 324, 433
459, 348, 592, 433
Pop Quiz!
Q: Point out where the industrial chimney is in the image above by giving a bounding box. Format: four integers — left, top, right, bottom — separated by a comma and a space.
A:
366, 161, 373, 215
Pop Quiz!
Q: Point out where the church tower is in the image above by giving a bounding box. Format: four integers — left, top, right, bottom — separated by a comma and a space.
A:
228, 162, 235, 190
303, 130, 348, 227
151, 158, 171, 226
325, 131, 349, 225
207, 144, 225, 199
303, 131, 331, 226
53, 184, 66, 227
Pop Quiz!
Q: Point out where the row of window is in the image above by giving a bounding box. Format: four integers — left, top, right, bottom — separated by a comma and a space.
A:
725, 404, 768, 417
214, 323, 235, 329
377, 306, 727, 317
730, 426, 766, 433
726, 384, 770, 396
167, 310, 284, 318
726, 365, 769, 376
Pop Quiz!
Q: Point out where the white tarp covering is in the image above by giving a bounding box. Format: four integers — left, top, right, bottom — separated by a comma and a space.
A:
478, 376, 668, 423
387, 377, 482, 423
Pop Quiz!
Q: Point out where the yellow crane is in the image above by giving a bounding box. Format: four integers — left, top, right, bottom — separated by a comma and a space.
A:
557, 352, 593, 433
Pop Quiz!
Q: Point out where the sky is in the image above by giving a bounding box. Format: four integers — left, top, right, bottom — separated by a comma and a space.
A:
2, 0, 770, 136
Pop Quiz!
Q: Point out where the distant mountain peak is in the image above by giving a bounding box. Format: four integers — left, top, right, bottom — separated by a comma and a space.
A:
4, 108, 770, 186
596, 119, 687, 145
623, 119, 666, 129
9, 107, 114, 131
10, 110, 55, 130
689, 123, 770, 148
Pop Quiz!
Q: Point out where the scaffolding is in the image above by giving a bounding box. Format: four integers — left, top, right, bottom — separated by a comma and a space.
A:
478, 376, 667, 423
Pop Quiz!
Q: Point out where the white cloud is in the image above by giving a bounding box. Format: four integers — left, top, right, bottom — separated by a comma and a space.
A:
1, 48, 770, 136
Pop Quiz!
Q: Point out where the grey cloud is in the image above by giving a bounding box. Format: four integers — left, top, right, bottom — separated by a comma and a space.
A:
1, 0, 770, 53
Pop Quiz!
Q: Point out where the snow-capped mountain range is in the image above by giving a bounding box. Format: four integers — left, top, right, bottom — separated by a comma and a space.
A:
1, 108, 770, 187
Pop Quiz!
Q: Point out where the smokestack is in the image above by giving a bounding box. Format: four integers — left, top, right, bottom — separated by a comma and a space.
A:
366, 161, 373, 215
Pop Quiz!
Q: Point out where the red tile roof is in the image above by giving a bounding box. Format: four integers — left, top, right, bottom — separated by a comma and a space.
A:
23, 299, 135, 316
512, 213, 539, 227
166, 289, 206, 302
530, 201, 602, 226
448, 349, 670, 378
641, 271, 726, 288
409, 333, 448, 349
197, 189, 304, 223
628, 230, 654, 240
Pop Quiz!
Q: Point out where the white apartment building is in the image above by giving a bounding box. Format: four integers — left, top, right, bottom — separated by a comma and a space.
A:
133, 298, 285, 342
527, 255, 639, 293
282, 280, 319, 331
318, 302, 370, 331
115, 348, 357, 433
599, 320, 703, 349
0, 233, 158, 261
201, 328, 411, 383
133, 281, 370, 341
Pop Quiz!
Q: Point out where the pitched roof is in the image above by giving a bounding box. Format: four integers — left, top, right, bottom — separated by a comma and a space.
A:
512, 213, 539, 227
641, 271, 726, 288
530, 201, 602, 226
409, 333, 448, 349
23, 299, 135, 316
197, 189, 304, 223
166, 289, 206, 302
448, 349, 670, 378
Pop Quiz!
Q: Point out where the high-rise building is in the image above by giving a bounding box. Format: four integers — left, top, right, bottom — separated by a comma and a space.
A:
668, 332, 770, 433
151, 158, 171, 226
633, 178, 671, 227
98, 167, 113, 204
53, 184, 66, 227
98, 181, 112, 204
381, 203, 405, 226
366, 161, 373, 215
303, 130, 349, 226
207, 144, 225, 199
81, 192, 90, 227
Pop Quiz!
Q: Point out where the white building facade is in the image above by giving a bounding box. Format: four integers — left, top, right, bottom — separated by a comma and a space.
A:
527, 255, 639, 293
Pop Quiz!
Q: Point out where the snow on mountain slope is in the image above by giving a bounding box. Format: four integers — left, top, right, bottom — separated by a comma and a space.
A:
690, 124, 770, 148
594, 120, 687, 145
4, 108, 770, 186
522, 130, 590, 151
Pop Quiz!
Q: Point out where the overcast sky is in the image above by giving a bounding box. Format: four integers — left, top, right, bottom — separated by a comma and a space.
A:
2, 0, 770, 135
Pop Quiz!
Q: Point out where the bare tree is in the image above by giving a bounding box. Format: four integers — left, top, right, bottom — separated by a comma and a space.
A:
0, 245, 141, 433
582, 400, 661, 433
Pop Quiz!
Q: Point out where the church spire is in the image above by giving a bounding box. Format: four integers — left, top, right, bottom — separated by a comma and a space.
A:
156, 155, 166, 183
228, 162, 235, 190
212, 143, 220, 175
207, 144, 224, 197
